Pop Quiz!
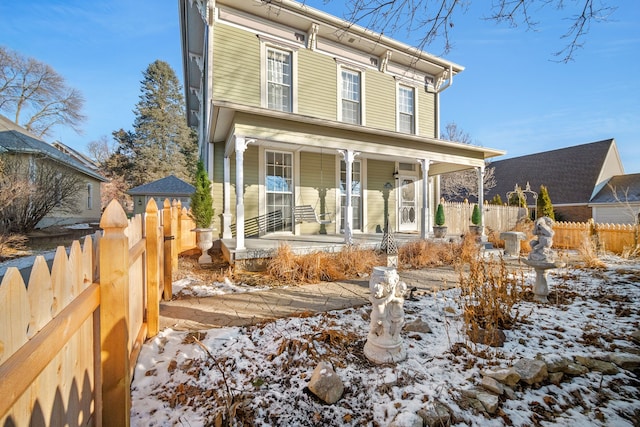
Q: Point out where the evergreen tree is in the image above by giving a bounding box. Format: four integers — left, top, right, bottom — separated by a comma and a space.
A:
435, 203, 445, 226
536, 185, 555, 220
508, 185, 527, 208
471, 204, 481, 225
490, 194, 503, 205
108, 60, 197, 188
190, 160, 214, 228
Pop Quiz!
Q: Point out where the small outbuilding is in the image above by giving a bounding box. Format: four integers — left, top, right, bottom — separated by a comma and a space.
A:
128, 175, 195, 215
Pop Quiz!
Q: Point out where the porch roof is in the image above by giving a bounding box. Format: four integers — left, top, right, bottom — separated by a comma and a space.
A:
217, 102, 505, 174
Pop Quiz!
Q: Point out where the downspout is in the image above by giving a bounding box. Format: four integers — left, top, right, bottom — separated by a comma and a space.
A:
434, 64, 453, 139
432, 64, 453, 217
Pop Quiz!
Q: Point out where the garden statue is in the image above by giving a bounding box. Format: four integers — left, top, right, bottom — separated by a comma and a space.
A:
363, 266, 407, 364
528, 216, 556, 262
523, 216, 565, 303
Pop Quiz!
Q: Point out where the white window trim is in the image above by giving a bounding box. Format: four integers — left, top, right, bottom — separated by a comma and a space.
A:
260, 37, 298, 113
261, 147, 295, 233
396, 83, 418, 134
336, 62, 366, 126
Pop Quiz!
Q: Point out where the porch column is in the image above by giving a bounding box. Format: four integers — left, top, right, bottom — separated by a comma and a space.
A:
477, 165, 486, 239
339, 149, 358, 244
222, 155, 232, 239
235, 136, 251, 251
419, 159, 430, 239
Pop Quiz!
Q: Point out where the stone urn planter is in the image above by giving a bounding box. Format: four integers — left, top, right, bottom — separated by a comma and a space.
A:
468, 225, 482, 236
194, 227, 214, 264
432, 225, 447, 238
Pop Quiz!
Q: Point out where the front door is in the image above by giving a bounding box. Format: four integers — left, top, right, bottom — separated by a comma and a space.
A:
398, 177, 418, 232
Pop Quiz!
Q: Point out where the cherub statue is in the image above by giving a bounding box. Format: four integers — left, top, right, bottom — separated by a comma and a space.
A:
529, 216, 556, 262
369, 268, 406, 340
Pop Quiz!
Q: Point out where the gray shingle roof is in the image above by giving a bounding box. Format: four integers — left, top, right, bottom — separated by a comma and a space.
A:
0, 114, 107, 182
590, 173, 640, 204
485, 139, 615, 206
128, 175, 195, 196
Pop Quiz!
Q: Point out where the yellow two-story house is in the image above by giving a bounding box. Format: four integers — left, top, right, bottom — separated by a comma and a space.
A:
179, 0, 505, 258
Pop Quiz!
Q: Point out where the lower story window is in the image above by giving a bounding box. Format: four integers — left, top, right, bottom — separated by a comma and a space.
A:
266, 151, 293, 231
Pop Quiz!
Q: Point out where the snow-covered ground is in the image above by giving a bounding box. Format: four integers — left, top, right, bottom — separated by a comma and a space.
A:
130, 255, 640, 426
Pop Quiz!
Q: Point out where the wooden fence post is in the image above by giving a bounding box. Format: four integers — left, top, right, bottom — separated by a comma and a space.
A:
176, 200, 183, 254
171, 199, 179, 271
163, 199, 172, 300
99, 200, 131, 427
145, 199, 160, 337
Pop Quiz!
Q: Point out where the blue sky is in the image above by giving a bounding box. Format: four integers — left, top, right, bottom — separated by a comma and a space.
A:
2, 1, 639, 173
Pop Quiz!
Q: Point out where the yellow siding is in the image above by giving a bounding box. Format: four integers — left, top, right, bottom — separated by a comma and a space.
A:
366, 159, 396, 233
418, 89, 436, 138
212, 23, 261, 106
242, 146, 260, 220
298, 151, 337, 234
365, 71, 396, 131
211, 142, 226, 233
298, 50, 337, 120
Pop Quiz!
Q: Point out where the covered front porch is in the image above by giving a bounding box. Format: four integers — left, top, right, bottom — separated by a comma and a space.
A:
206, 106, 504, 259
220, 232, 432, 265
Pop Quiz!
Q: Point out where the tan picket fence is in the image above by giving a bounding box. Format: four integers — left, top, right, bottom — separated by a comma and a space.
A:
0, 198, 197, 426
554, 220, 639, 254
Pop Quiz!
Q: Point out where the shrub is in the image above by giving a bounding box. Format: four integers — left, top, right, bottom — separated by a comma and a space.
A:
435, 203, 445, 226
190, 160, 214, 228
471, 204, 481, 225
536, 185, 555, 220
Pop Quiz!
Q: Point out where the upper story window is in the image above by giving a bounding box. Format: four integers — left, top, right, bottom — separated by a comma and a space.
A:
266, 47, 292, 112
398, 85, 415, 134
340, 69, 361, 125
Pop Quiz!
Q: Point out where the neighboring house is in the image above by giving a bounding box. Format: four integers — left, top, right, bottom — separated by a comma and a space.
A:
128, 175, 195, 215
51, 140, 101, 172
178, 0, 505, 252
0, 114, 107, 228
590, 173, 640, 224
485, 139, 625, 222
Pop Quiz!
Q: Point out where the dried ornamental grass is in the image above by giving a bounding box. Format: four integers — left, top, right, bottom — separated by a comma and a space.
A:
578, 234, 606, 269
457, 254, 525, 344
266, 244, 382, 284
398, 239, 459, 269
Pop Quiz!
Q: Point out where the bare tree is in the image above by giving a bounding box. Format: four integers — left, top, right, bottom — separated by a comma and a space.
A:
0, 46, 86, 138
87, 135, 115, 165
0, 154, 84, 233
88, 134, 132, 211
441, 122, 472, 144
0, 155, 31, 234
607, 184, 640, 225
338, 0, 616, 62
439, 122, 495, 200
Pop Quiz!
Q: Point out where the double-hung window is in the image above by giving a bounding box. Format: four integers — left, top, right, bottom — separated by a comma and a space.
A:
267, 47, 292, 112
341, 69, 361, 124
398, 85, 415, 134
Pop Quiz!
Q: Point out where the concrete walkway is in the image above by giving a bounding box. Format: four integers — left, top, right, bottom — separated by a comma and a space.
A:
159, 266, 462, 331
